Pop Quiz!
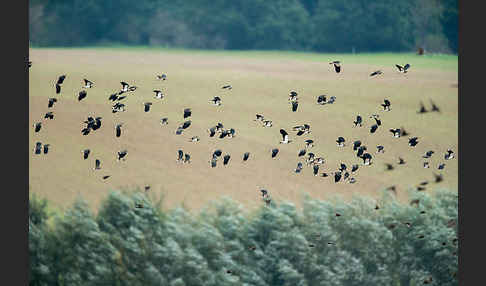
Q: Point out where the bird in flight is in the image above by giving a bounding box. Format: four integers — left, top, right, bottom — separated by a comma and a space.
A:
83, 79, 94, 88
329, 61, 341, 73
370, 70, 383, 77
279, 129, 291, 144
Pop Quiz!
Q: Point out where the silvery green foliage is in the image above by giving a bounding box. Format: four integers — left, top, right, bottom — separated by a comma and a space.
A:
51, 199, 118, 286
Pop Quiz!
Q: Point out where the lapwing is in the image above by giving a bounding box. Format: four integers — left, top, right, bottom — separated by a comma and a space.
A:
156, 74, 167, 80
143, 102, 152, 112
334, 171, 342, 183
351, 164, 359, 173
289, 91, 298, 102
120, 82, 130, 93
292, 101, 298, 112
295, 162, 303, 173
353, 140, 362, 151
243, 152, 250, 162
381, 99, 391, 111
408, 137, 419, 147
83, 79, 94, 88
115, 123, 123, 138
94, 159, 101, 170
108, 93, 118, 101
313, 164, 319, 176
317, 95, 327, 105
370, 70, 383, 77
390, 129, 401, 138
223, 154, 231, 165
336, 137, 345, 147
211, 96, 222, 106
213, 149, 222, 159
43, 144, 50, 154
438, 163, 446, 170
377, 145, 385, 153
117, 150, 128, 161
44, 112, 54, 120
78, 90, 87, 101
370, 124, 378, 133
160, 118, 169, 125
356, 146, 367, 158
361, 153, 373, 165
82, 149, 90, 160
48, 98, 58, 108
298, 149, 307, 157
353, 115, 363, 127
444, 149, 454, 160
327, 96, 336, 104
305, 139, 314, 149
339, 163, 347, 172
33, 122, 42, 133
210, 158, 217, 168
279, 129, 291, 144
255, 114, 264, 121
262, 120, 273, 127
153, 90, 164, 99
183, 108, 192, 119
271, 148, 279, 158
423, 151, 434, 158
418, 102, 428, 113
222, 85, 232, 90
177, 150, 184, 162
190, 136, 200, 142
184, 154, 191, 164
329, 61, 341, 73
423, 162, 430, 168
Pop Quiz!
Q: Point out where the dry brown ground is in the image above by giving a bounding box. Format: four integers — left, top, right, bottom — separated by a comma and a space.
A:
29, 48, 458, 213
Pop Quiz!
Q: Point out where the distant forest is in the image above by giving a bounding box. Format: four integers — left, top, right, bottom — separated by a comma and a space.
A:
30, 190, 458, 285
29, 0, 457, 54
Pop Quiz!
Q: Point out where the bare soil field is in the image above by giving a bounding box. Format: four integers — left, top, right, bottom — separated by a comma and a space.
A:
29, 48, 458, 213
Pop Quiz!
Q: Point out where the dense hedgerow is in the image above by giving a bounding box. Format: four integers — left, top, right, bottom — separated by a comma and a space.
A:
29, 190, 458, 286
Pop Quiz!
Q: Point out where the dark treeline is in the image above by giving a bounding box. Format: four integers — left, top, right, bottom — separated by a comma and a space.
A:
29, 0, 457, 54
30, 190, 458, 285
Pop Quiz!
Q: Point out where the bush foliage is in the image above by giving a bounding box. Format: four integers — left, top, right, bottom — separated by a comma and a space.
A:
29, 189, 458, 286
29, 0, 457, 53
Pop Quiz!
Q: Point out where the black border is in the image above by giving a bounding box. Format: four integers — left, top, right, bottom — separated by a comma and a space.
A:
5, 0, 28, 284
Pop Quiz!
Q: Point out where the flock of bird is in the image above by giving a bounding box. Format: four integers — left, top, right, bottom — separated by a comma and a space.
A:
29, 57, 457, 282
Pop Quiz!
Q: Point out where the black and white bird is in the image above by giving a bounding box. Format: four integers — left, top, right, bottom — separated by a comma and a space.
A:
271, 148, 279, 158
117, 150, 128, 161
371, 115, 382, 126
260, 189, 268, 198
377, 145, 385, 153
143, 102, 152, 112
190, 136, 200, 142
317, 95, 327, 105
184, 154, 191, 164
305, 139, 314, 149
395, 64, 410, 73
43, 144, 50, 154
334, 171, 342, 183
361, 153, 373, 165
330, 61, 341, 73
370, 70, 383, 77
33, 122, 42, 133
108, 93, 119, 101
351, 164, 359, 173
94, 159, 101, 170
243, 152, 250, 162
262, 120, 273, 127
423, 151, 434, 158
82, 149, 90, 160
153, 90, 164, 99
156, 74, 167, 80
279, 129, 291, 144
44, 112, 54, 120
55, 75, 66, 94
370, 124, 379, 133
92, 117, 102, 130
83, 79, 94, 88
292, 101, 299, 112
255, 114, 265, 121
289, 91, 298, 102
213, 149, 222, 159
313, 164, 319, 176
306, 153, 315, 165
34, 142, 42, 155
183, 108, 192, 119
353, 115, 363, 127
295, 162, 303, 173
298, 149, 307, 157
222, 85, 232, 90
115, 123, 123, 138
390, 129, 401, 138
381, 99, 391, 111
327, 96, 336, 104
223, 154, 231, 166
353, 140, 362, 151
339, 163, 347, 172
438, 163, 446, 170
112, 102, 126, 113
445, 149, 454, 160
78, 90, 87, 101
336, 137, 345, 147
48, 98, 58, 108
180, 120, 191, 130
120, 82, 130, 93
430, 100, 440, 112
408, 137, 419, 147
418, 102, 428, 114
211, 96, 222, 106
160, 118, 169, 125
423, 162, 430, 168
356, 146, 367, 158
434, 173, 444, 183
210, 158, 217, 168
